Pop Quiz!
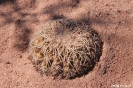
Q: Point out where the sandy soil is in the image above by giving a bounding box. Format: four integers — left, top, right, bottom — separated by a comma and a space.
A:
0, 0, 133, 88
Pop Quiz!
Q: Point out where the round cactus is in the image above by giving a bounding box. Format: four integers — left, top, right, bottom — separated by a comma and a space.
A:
28, 19, 103, 79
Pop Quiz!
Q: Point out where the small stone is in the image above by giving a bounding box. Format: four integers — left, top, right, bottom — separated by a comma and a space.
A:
5, 61, 11, 64
20, 55, 22, 58
18, 54, 22, 58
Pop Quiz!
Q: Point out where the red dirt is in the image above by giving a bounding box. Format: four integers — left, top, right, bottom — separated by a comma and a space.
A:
0, 0, 133, 88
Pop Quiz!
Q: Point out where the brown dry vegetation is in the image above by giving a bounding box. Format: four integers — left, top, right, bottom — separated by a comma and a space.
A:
0, 0, 133, 88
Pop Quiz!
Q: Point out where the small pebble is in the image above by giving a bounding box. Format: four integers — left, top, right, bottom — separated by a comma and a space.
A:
5, 61, 11, 64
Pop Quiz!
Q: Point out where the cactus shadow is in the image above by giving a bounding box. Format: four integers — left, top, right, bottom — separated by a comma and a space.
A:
0, 0, 15, 4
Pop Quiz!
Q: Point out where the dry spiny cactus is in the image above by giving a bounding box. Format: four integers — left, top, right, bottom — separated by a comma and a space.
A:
28, 19, 103, 79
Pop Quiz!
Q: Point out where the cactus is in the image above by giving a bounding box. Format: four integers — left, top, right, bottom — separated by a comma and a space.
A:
28, 19, 103, 79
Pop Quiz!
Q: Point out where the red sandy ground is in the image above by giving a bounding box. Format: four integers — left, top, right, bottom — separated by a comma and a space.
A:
0, 0, 133, 88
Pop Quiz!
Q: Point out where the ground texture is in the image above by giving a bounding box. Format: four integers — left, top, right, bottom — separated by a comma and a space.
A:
0, 0, 133, 88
